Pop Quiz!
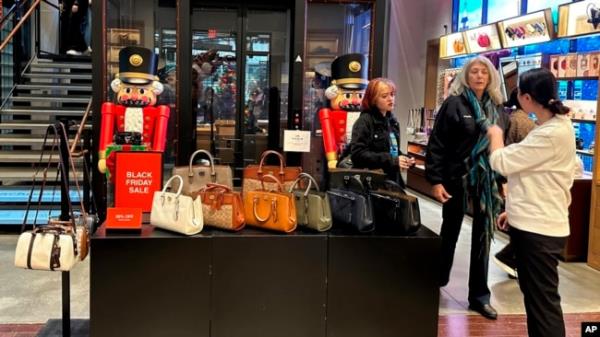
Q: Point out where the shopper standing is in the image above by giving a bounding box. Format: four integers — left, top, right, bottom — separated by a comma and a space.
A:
493, 88, 536, 278
425, 56, 509, 320
488, 68, 575, 337
61, 0, 89, 55
350, 78, 415, 187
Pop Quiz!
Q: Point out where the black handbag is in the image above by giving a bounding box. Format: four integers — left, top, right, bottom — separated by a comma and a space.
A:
328, 168, 386, 192
370, 180, 421, 234
327, 175, 374, 233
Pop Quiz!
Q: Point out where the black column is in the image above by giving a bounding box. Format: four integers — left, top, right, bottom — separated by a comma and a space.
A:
176, 0, 193, 166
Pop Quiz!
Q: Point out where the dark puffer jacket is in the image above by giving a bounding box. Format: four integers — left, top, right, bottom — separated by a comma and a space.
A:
350, 107, 404, 185
425, 94, 510, 185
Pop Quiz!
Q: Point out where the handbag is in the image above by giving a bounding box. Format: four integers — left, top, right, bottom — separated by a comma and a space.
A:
289, 173, 332, 232
370, 180, 422, 234
171, 149, 233, 196
244, 174, 297, 233
243, 150, 302, 195
328, 168, 386, 192
151, 175, 203, 235
15, 123, 90, 271
197, 183, 245, 231
327, 175, 374, 233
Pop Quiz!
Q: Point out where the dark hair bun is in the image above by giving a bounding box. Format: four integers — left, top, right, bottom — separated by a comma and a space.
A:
547, 99, 569, 115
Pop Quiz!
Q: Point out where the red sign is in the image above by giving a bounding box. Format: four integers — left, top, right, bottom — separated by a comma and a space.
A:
208, 29, 217, 39
114, 151, 163, 212
106, 207, 142, 230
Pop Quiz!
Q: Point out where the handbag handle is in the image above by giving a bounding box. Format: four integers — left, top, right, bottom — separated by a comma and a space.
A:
202, 183, 232, 193
257, 150, 285, 176
162, 175, 184, 197
188, 149, 216, 179
253, 197, 276, 223
383, 179, 407, 194
289, 172, 320, 196
260, 174, 283, 192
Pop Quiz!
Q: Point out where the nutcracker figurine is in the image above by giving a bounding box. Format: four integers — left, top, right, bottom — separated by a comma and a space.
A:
98, 46, 170, 178
318, 53, 368, 169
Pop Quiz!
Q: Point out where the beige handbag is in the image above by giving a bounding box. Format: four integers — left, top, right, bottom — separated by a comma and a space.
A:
197, 183, 245, 231
243, 150, 302, 196
172, 149, 233, 196
289, 173, 332, 232
151, 175, 204, 235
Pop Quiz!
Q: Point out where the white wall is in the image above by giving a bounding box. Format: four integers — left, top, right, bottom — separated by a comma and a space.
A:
385, 0, 452, 154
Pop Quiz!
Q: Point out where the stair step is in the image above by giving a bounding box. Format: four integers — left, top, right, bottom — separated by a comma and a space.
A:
23, 72, 92, 80
0, 186, 82, 203
0, 166, 84, 182
0, 121, 56, 131
2, 108, 86, 116
0, 134, 75, 146
11, 95, 90, 103
0, 150, 73, 162
16, 84, 92, 91
0, 210, 62, 225
31, 62, 92, 70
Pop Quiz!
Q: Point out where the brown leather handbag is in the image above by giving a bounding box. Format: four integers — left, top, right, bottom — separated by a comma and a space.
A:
172, 149, 233, 196
244, 174, 297, 233
243, 150, 301, 196
197, 183, 245, 231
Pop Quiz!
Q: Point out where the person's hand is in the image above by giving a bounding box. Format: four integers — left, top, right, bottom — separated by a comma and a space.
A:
432, 184, 452, 203
496, 211, 509, 231
486, 124, 503, 140
72, 4, 79, 13
398, 155, 416, 170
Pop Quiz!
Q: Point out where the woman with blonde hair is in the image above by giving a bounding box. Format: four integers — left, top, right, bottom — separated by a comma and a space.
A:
425, 56, 509, 319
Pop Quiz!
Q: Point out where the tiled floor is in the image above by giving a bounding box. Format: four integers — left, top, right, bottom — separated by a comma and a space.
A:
1, 192, 599, 336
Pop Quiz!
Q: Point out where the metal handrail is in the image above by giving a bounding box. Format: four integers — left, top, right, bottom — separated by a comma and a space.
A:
0, 0, 41, 52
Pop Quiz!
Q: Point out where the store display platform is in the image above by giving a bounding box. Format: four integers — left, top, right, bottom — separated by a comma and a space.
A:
37, 319, 89, 337
90, 224, 441, 337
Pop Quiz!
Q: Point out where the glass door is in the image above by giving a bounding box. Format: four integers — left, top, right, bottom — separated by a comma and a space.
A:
191, 5, 290, 184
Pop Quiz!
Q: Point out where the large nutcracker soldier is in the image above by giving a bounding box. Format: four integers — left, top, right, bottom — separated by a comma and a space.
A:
98, 46, 170, 178
318, 53, 368, 169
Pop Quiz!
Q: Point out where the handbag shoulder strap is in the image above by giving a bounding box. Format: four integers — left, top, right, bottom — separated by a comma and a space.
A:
258, 150, 284, 176
188, 149, 216, 178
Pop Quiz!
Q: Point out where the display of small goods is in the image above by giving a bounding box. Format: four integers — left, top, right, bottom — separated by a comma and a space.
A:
107, 28, 142, 77
558, 0, 600, 38
439, 32, 467, 59
435, 68, 461, 107
498, 10, 554, 48
463, 24, 502, 54
550, 52, 600, 78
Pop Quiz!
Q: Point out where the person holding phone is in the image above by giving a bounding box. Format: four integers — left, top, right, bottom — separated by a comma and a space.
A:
488, 68, 575, 337
350, 78, 414, 187
425, 56, 509, 320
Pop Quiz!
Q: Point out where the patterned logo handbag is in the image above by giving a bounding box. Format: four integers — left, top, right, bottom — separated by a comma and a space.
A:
197, 183, 245, 231
243, 150, 302, 196
151, 175, 204, 235
289, 173, 332, 232
244, 174, 297, 233
171, 149, 233, 196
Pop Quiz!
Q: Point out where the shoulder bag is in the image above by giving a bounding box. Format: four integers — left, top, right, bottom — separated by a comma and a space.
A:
151, 175, 203, 235
370, 180, 421, 234
289, 173, 332, 232
172, 149, 233, 196
244, 174, 297, 233
197, 183, 245, 231
327, 175, 374, 233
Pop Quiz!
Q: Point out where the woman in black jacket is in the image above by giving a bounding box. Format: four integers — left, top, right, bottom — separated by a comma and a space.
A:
350, 78, 415, 186
425, 56, 509, 320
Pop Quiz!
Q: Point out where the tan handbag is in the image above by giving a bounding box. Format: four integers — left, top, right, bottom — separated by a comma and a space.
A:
172, 149, 233, 196
197, 183, 245, 231
244, 174, 297, 233
243, 150, 301, 196
289, 173, 332, 232
151, 175, 204, 235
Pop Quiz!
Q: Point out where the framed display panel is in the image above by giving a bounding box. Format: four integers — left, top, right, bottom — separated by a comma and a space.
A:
498, 9, 555, 49
439, 32, 467, 59
463, 23, 503, 54
558, 0, 600, 38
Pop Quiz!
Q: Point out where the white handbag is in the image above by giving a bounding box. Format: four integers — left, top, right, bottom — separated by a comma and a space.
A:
15, 227, 78, 271
151, 175, 204, 235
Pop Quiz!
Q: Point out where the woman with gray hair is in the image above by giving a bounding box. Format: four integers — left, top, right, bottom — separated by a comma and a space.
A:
425, 56, 509, 320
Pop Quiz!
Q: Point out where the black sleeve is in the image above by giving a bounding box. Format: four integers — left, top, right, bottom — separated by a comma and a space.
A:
425, 97, 459, 185
350, 115, 396, 171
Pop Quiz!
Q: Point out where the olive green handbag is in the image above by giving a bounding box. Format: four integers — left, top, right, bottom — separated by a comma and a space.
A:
288, 173, 332, 232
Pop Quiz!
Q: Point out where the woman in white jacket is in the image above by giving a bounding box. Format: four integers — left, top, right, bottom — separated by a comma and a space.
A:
487, 68, 575, 337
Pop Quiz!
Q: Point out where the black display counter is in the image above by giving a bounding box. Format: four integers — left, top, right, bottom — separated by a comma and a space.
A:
90, 225, 441, 337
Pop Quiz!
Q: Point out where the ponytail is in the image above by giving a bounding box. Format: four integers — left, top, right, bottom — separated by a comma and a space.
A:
519, 68, 570, 116
546, 99, 570, 115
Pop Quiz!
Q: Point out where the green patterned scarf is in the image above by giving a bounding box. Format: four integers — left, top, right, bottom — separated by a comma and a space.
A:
463, 89, 503, 254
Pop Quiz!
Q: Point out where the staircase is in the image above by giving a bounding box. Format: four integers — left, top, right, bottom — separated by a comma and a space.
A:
0, 56, 92, 225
